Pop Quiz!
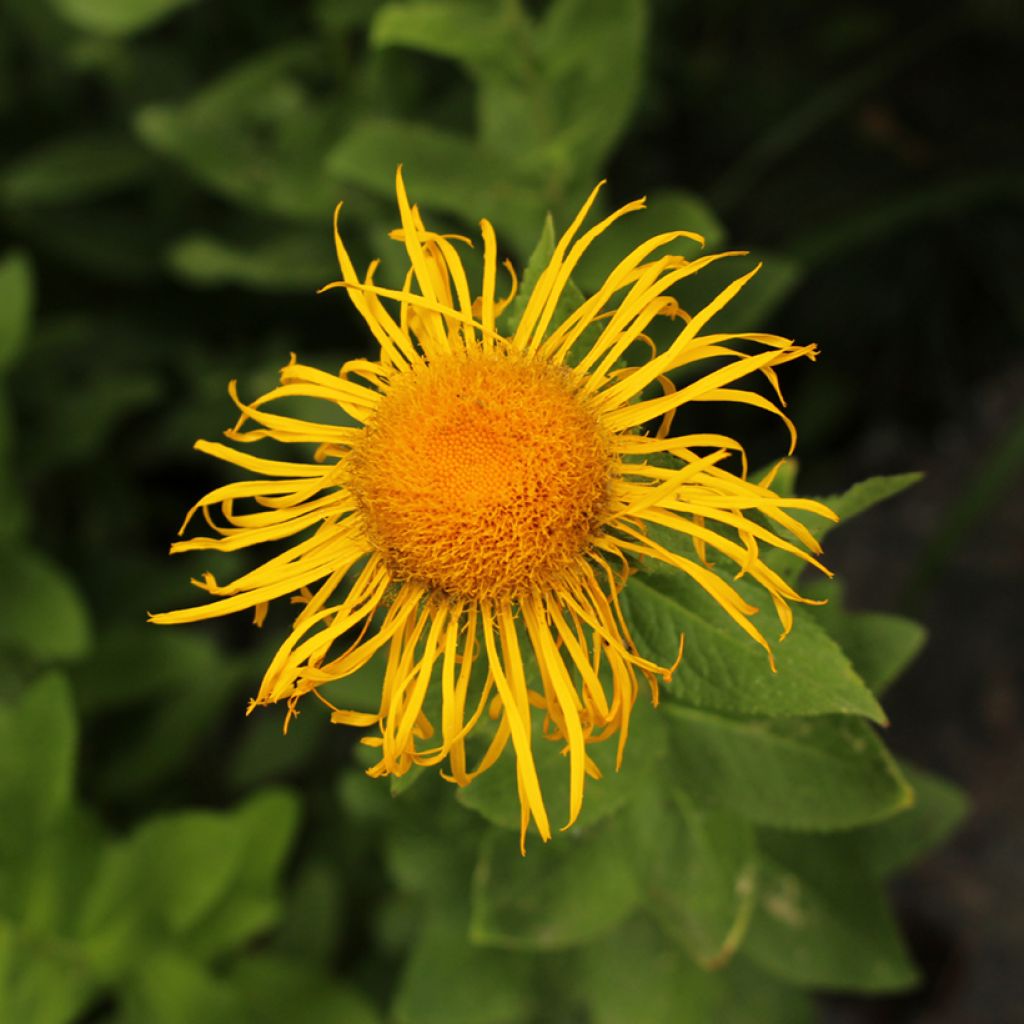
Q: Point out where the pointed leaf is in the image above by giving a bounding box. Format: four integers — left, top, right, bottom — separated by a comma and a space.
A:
622, 570, 886, 723
665, 706, 913, 830
766, 473, 923, 581
808, 581, 927, 695
745, 831, 919, 993
630, 787, 758, 967
826, 762, 968, 878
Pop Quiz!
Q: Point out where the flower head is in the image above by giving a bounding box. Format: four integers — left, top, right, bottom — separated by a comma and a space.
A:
151, 170, 835, 848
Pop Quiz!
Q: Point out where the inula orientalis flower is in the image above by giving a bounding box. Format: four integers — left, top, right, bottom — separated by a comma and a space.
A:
152, 170, 836, 848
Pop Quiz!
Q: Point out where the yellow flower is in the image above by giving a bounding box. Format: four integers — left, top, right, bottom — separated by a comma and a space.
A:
151, 170, 835, 848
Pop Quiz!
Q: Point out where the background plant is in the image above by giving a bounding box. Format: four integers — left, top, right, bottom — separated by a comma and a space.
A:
1, 0, 1020, 1021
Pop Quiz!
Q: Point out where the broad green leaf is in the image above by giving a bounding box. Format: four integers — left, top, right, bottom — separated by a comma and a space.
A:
575, 188, 726, 295
822, 762, 968, 878
575, 916, 723, 1024
0, 547, 91, 662
631, 787, 758, 967
0, 918, 98, 1024
744, 831, 919, 993
326, 117, 544, 255
136, 46, 345, 222
393, 910, 535, 1024
384, 782, 482, 905
270, 861, 341, 968
168, 230, 332, 292
711, 958, 819, 1024
536, 0, 647, 174
0, 672, 77, 847
80, 790, 299, 973
621, 570, 886, 723
132, 812, 251, 933
665, 706, 913, 830
470, 818, 640, 950
186, 789, 300, 959
0, 250, 33, 372
808, 580, 927, 695
6, 807, 104, 936
121, 951, 245, 1024
1, 133, 150, 207
457, 694, 666, 833
576, 917, 817, 1024
232, 954, 380, 1024
371, 1, 516, 70
49, 0, 197, 37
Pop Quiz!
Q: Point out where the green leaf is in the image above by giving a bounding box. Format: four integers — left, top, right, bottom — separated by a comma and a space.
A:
632, 788, 758, 967
168, 229, 332, 292
575, 189, 726, 295
0, 918, 99, 1024
231, 954, 380, 1024
80, 790, 300, 973
536, 0, 647, 174
495, 212, 591, 346
0, 672, 77, 848
270, 861, 341, 967
7, 806, 104, 936
497, 213, 556, 334
393, 910, 535, 1024
48, 0, 198, 38
121, 951, 245, 1024
133, 812, 251, 934
766, 473, 923, 582
326, 117, 544, 255
823, 472, 924, 531
664, 706, 913, 830
0, 547, 91, 662
827, 762, 968, 878
470, 817, 640, 950
136, 46, 345, 222
186, 789, 300, 959
1, 133, 151, 207
384, 783, 482, 905
744, 831, 919, 993
574, 915, 724, 1024
0, 250, 33, 373
621, 570, 886, 723
808, 580, 927, 695
575, 917, 817, 1024
457, 694, 666, 833
371, 1, 515, 69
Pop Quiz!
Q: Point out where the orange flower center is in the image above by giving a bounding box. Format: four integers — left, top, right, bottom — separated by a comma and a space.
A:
348, 353, 612, 599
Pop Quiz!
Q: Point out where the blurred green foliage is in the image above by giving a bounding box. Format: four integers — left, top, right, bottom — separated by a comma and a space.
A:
2, 0, 1016, 1020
